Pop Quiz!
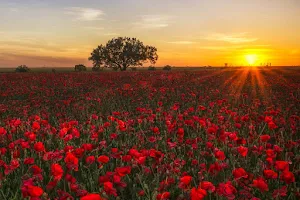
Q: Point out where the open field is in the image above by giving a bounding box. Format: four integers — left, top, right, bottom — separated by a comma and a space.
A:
1, 66, 300, 73
0, 68, 299, 199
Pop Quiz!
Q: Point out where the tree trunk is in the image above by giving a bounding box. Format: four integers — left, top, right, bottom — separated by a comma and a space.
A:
122, 65, 127, 71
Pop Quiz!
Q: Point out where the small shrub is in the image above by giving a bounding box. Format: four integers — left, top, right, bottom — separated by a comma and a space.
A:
148, 66, 156, 71
131, 67, 137, 71
163, 65, 172, 71
15, 65, 30, 72
75, 64, 87, 72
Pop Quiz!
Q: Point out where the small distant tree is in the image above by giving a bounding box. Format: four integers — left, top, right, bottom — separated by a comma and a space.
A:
148, 66, 156, 71
75, 64, 87, 72
52, 68, 56, 73
163, 65, 172, 71
89, 37, 158, 71
130, 67, 137, 71
15, 65, 30, 72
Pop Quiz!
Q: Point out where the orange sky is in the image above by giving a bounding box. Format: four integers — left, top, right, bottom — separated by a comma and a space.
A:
0, 0, 300, 67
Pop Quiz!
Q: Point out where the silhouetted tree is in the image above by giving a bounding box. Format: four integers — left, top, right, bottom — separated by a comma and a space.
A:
163, 65, 172, 71
75, 64, 87, 72
15, 65, 30, 72
89, 37, 158, 71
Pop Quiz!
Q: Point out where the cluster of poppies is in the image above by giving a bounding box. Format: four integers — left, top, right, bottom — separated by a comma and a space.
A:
0, 68, 299, 199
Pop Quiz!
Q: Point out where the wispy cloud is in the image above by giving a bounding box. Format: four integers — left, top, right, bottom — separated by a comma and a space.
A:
133, 15, 173, 29
198, 46, 241, 51
167, 41, 195, 45
103, 33, 119, 36
65, 7, 105, 21
9, 8, 19, 12
198, 44, 272, 51
205, 33, 258, 43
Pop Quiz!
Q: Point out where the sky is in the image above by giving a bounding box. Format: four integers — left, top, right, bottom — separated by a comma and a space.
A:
0, 0, 300, 67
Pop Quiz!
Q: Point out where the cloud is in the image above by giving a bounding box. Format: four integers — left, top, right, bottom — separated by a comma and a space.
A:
205, 33, 258, 43
167, 41, 195, 45
198, 44, 272, 52
65, 7, 105, 21
103, 33, 119, 36
9, 8, 19, 12
198, 46, 240, 50
133, 15, 173, 29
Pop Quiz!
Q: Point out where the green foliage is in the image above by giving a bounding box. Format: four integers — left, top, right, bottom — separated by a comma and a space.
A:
15, 65, 30, 72
89, 37, 158, 71
74, 64, 87, 72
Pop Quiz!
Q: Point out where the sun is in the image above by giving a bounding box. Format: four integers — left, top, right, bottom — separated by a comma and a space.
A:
245, 54, 258, 66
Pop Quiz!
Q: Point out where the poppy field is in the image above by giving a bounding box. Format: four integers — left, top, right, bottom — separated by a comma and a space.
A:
0, 68, 299, 200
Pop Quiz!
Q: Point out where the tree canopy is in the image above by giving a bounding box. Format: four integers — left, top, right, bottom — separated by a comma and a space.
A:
89, 37, 158, 71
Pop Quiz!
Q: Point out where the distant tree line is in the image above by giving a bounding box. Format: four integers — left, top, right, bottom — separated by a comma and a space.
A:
15, 37, 176, 72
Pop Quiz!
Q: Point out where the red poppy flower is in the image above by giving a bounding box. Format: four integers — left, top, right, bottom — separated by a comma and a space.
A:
180, 175, 192, 185
275, 161, 289, 171
215, 150, 226, 161
32, 121, 41, 130
260, 135, 270, 142
153, 127, 160, 134
280, 171, 295, 184
268, 121, 278, 130
199, 181, 215, 192
252, 177, 269, 192
34, 142, 45, 152
64, 152, 79, 171
103, 181, 117, 197
190, 187, 207, 200
263, 169, 278, 179
24, 158, 34, 165
232, 168, 248, 180
216, 181, 237, 199
86, 156, 96, 165
28, 185, 43, 197
97, 155, 110, 164
0, 127, 7, 136
157, 192, 170, 200
115, 166, 131, 177
80, 193, 103, 200
177, 128, 184, 138
237, 146, 248, 157
51, 163, 64, 181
